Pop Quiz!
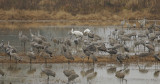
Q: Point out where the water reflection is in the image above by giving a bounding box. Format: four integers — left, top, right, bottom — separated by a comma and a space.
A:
0, 63, 160, 84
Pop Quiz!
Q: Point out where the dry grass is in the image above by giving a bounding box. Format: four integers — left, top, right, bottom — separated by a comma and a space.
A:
0, 9, 160, 21
0, 9, 159, 29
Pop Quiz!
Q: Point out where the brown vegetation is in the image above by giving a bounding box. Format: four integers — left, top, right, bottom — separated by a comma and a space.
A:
0, 0, 159, 20
0, 53, 156, 64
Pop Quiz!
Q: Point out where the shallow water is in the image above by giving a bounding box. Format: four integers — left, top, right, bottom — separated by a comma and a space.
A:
0, 25, 160, 84
0, 25, 159, 55
0, 63, 160, 84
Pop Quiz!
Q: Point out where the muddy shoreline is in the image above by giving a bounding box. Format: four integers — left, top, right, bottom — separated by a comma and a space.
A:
0, 53, 156, 64
0, 20, 159, 29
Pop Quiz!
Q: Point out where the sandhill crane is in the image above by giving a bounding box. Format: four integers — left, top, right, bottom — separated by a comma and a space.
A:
138, 52, 153, 62
37, 30, 47, 41
41, 67, 55, 80
116, 53, 129, 64
119, 35, 131, 44
149, 33, 156, 41
154, 70, 160, 77
44, 46, 52, 57
138, 18, 146, 28
107, 66, 116, 73
91, 55, 97, 65
0, 69, 4, 76
30, 30, 43, 44
88, 33, 102, 41
153, 53, 160, 68
27, 48, 36, 64
93, 34, 102, 41
121, 20, 125, 29
109, 37, 118, 46
19, 31, 29, 52
63, 70, 75, 77
64, 51, 74, 64
112, 43, 123, 50
115, 69, 128, 84
133, 23, 136, 28
83, 44, 96, 60
31, 41, 44, 53
118, 30, 125, 36
106, 48, 117, 58
7, 41, 17, 53
40, 51, 51, 65
124, 46, 130, 52
42, 41, 51, 47
71, 28, 83, 38
64, 39, 71, 47
83, 68, 94, 76
68, 73, 79, 82
87, 72, 97, 81
97, 43, 107, 52
9, 49, 22, 63
145, 44, 155, 52
115, 69, 125, 79
137, 63, 148, 73
0, 40, 4, 49
126, 22, 131, 30
138, 33, 146, 38
88, 33, 94, 38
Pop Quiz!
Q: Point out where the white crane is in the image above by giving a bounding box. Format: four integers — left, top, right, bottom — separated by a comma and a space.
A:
84, 29, 91, 34
71, 28, 83, 38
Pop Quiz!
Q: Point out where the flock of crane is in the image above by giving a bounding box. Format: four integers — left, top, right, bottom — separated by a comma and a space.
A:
1, 19, 160, 82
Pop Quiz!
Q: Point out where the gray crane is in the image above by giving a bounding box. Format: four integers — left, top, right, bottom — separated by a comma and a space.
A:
115, 69, 127, 83
83, 44, 96, 60
27, 48, 36, 64
19, 31, 29, 52
63, 70, 75, 77
44, 46, 52, 57
91, 55, 97, 65
97, 43, 107, 52
153, 53, 160, 68
41, 67, 55, 80
121, 20, 125, 29
145, 44, 154, 52
63, 50, 74, 64
106, 48, 117, 58
9, 49, 22, 63
87, 72, 97, 81
107, 66, 116, 73
63, 69, 79, 82
0, 40, 4, 49
40, 51, 51, 65
0, 69, 4, 76
31, 41, 44, 53
116, 53, 129, 64
133, 23, 136, 28
37, 30, 47, 41
68, 73, 79, 82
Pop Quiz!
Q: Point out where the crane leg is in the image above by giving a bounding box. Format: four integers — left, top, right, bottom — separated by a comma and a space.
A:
24, 42, 26, 52
48, 76, 49, 80
10, 55, 11, 61
30, 58, 32, 64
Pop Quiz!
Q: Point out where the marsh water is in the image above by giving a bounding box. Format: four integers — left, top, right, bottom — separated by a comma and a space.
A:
0, 24, 160, 84
0, 63, 160, 84
0, 25, 159, 55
